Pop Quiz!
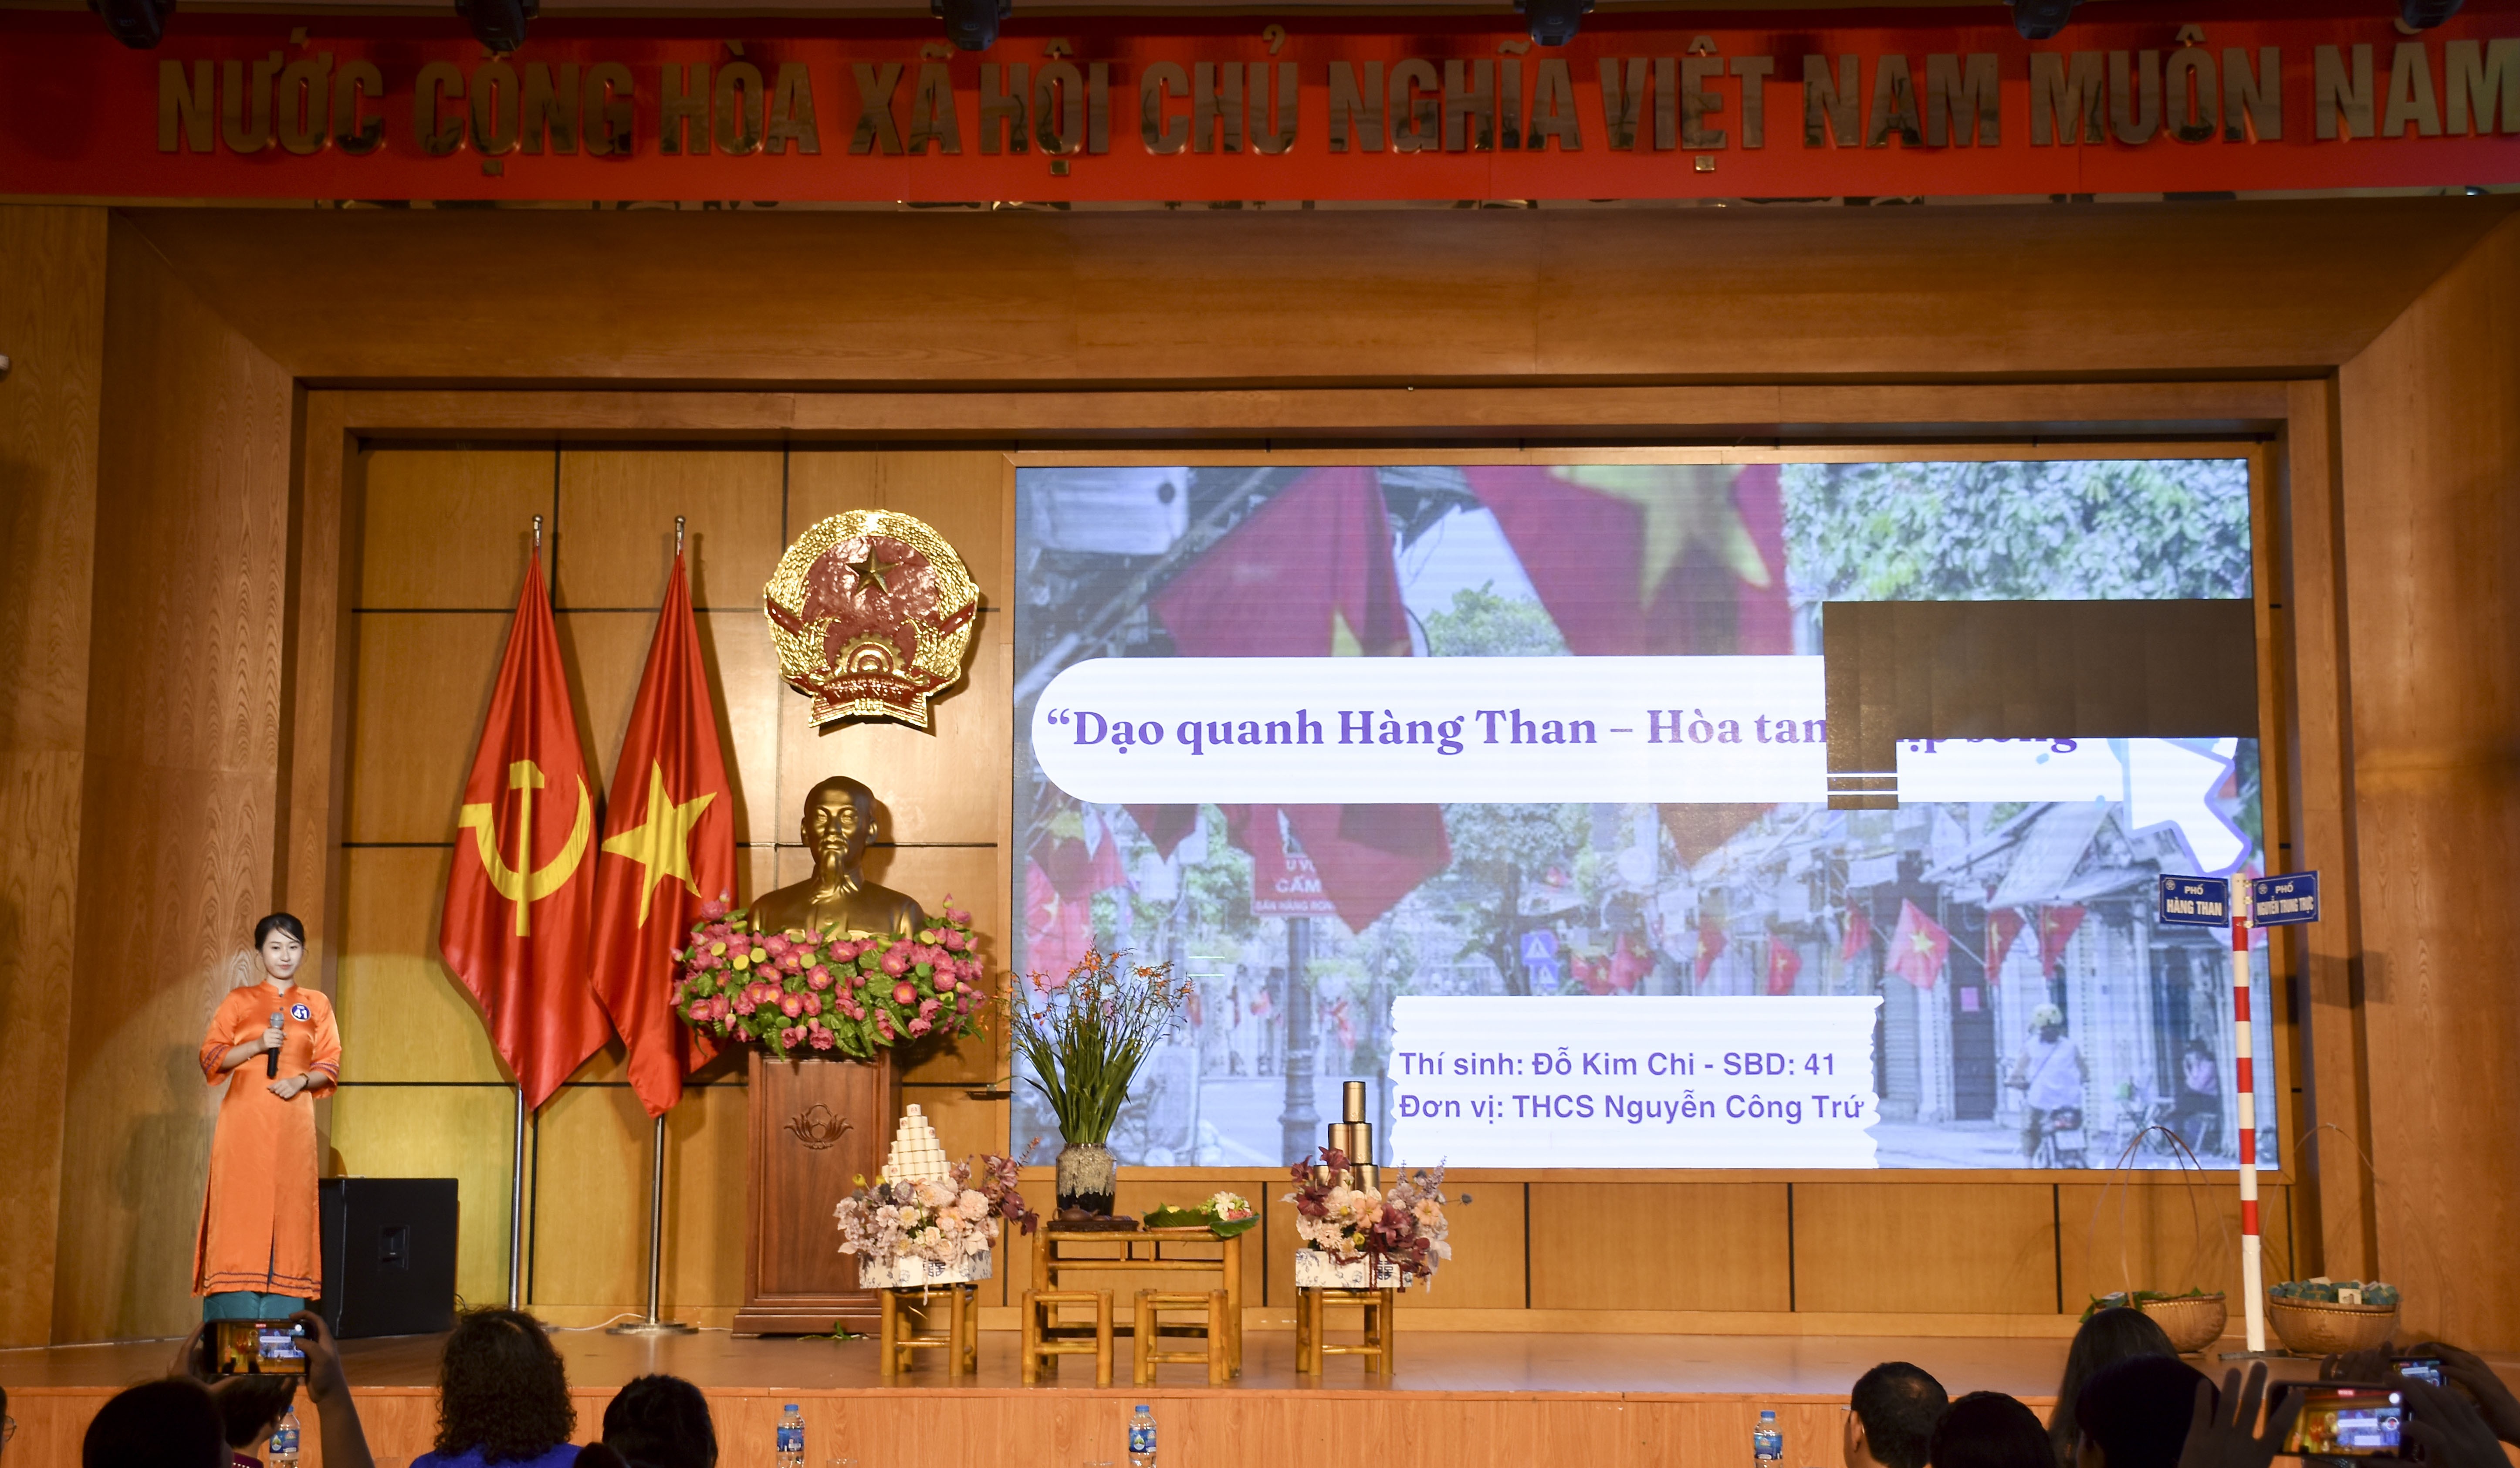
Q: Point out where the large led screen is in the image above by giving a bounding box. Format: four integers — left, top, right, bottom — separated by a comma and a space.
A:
1011, 460, 2275, 1169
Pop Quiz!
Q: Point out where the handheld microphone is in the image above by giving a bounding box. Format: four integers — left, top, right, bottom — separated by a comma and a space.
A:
266, 1012, 283, 1078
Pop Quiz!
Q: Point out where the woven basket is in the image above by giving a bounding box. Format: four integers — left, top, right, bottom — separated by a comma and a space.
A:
2267, 1295, 2398, 1354
2139, 1293, 2229, 1353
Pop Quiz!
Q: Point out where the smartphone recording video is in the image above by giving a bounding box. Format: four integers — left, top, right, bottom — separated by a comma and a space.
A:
2278, 1383, 2411, 1460
206, 1319, 309, 1376
2392, 1356, 2446, 1388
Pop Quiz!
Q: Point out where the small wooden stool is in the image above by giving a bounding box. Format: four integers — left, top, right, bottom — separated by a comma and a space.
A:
1020, 1288, 1114, 1385
1132, 1289, 1228, 1385
1295, 1285, 1395, 1375
877, 1284, 978, 1378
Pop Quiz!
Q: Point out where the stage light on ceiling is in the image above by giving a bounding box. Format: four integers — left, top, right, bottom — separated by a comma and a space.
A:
456, 0, 536, 54
2400, 0, 2464, 27
1515, 0, 1593, 47
2009, 0, 2080, 40
90, 0, 174, 49
933, 0, 1011, 51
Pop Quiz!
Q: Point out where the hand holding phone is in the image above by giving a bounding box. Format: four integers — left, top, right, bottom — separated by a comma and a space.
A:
201, 1319, 311, 1377
2180, 1364, 2304, 1468
2402, 1380, 2510, 1468
2408, 1343, 2520, 1446
2275, 1383, 2410, 1459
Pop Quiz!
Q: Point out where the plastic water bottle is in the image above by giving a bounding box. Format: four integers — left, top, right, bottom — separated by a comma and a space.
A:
267, 1406, 301, 1468
1128, 1403, 1157, 1468
775, 1403, 805, 1468
1753, 1409, 1783, 1468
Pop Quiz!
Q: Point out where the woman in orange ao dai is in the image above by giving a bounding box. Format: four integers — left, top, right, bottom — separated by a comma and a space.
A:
194, 912, 342, 1320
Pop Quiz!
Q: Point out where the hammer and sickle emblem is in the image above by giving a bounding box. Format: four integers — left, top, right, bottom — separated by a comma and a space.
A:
457, 759, 593, 935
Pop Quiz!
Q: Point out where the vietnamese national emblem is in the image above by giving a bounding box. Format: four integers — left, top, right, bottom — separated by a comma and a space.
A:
764, 510, 980, 731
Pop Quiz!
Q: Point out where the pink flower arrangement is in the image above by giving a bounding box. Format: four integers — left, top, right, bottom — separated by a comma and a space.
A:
1283, 1148, 1451, 1287
835, 1154, 1037, 1269
671, 896, 990, 1062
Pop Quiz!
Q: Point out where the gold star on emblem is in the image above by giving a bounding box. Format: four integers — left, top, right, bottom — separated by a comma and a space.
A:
846, 551, 897, 595
600, 762, 717, 926
1555, 465, 1775, 606
1909, 929, 1939, 955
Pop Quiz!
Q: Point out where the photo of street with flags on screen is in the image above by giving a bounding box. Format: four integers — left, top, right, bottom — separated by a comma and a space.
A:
1012, 460, 2278, 1170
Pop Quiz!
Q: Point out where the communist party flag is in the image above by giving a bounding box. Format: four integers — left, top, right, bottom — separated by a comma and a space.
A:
587, 553, 736, 1118
1887, 900, 1951, 991
440, 551, 610, 1111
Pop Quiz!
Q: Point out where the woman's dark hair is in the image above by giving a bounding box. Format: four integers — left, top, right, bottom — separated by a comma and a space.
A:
84, 1378, 225, 1468
253, 913, 307, 948
2050, 1307, 2179, 1467
2075, 1354, 2214, 1468
433, 1308, 577, 1464
601, 1375, 718, 1468
215, 1374, 299, 1447
1934, 1392, 2056, 1468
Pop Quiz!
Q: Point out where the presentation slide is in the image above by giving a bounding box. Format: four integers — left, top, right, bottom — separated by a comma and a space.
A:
1011, 460, 2277, 1170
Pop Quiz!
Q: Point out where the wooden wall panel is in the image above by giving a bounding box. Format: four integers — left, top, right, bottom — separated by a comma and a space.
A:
328, 1085, 518, 1310
0, 204, 105, 1347
1402, 1180, 1526, 1312
553, 448, 785, 610
359, 449, 554, 609
2336, 215, 2520, 1349
56, 215, 296, 1342
1793, 1184, 2055, 1316
1529, 1184, 1790, 1314
2057, 1182, 2293, 1316
334, 846, 504, 1083
345, 612, 509, 844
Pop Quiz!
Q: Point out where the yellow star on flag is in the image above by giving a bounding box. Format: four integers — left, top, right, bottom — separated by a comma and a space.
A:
1909, 929, 1940, 956
1555, 465, 1775, 606
600, 761, 717, 927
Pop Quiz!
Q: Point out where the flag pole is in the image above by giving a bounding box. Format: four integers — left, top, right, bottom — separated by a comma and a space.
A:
508, 1086, 527, 1309
611, 1114, 696, 1335
2219, 877, 2281, 1360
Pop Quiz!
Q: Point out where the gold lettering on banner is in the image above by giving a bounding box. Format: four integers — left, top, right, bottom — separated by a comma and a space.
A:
2385, 41, 2442, 137
1682, 54, 1726, 148
1500, 58, 1523, 150
767, 61, 820, 153
1528, 58, 1580, 149
1599, 56, 1645, 150
2225, 47, 2281, 140
472, 59, 521, 155
160, 58, 212, 152
2165, 47, 2217, 142
2030, 51, 2104, 144
416, 61, 466, 155
1140, 60, 1187, 153
222, 52, 282, 153
1248, 61, 1297, 153
275, 54, 329, 154
2446, 38, 2520, 134
850, 61, 904, 154
1731, 56, 1773, 147
1803, 54, 1858, 146
2317, 44, 2375, 139
1191, 59, 1241, 152
1088, 60, 1110, 154
2107, 50, 2160, 145
1866, 54, 1921, 146
1925, 52, 1997, 145
660, 61, 710, 154
521, 62, 578, 154
714, 60, 765, 154
333, 59, 383, 153
1443, 58, 1493, 151
1328, 60, 1383, 152
1389, 58, 1438, 152
583, 61, 633, 155
1032, 59, 1084, 155
1654, 56, 1678, 149
979, 61, 1028, 153
907, 62, 961, 154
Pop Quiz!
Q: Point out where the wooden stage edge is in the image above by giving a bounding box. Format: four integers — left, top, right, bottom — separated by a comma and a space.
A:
0, 1327, 2385, 1468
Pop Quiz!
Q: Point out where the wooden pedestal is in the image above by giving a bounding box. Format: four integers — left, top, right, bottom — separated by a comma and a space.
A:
733, 1048, 898, 1336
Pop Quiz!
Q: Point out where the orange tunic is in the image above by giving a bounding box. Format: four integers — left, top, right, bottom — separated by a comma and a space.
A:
193, 982, 341, 1298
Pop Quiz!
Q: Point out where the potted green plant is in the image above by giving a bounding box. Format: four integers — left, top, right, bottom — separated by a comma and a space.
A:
1003, 948, 1188, 1216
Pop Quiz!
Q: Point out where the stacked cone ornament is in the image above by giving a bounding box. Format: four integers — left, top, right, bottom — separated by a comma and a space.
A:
883, 1104, 950, 1184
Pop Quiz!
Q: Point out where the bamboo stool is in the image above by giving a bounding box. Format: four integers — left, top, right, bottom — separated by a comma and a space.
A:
1020, 1288, 1114, 1385
1295, 1285, 1396, 1375
1132, 1289, 1228, 1385
877, 1284, 978, 1378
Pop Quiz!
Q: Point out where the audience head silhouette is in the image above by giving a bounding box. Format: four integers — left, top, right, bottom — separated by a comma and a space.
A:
1934, 1391, 2058, 1468
2049, 1308, 2179, 1468
1846, 1361, 1952, 1468
2075, 1354, 2216, 1468
83, 1378, 225, 1468
600, 1374, 719, 1468
419, 1307, 579, 1468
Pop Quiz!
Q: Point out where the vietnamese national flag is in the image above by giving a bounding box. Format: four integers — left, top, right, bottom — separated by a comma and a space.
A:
1887, 900, 1951, 991
1767, 934, 1803, 996
1987, 908, 2026, 985
2038, 905, 2087, 979
587, 554, 737, 1119
1694, 918, 1728, 983
440, 552, 611, 1112
1840, 904, 1874, 962
1024, 859, 1094, 982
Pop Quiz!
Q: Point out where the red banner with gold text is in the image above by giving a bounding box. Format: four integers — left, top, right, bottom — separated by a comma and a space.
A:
3, 1, 2517, 203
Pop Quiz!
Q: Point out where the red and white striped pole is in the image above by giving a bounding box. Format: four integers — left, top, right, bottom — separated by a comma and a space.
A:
2231, 879, 2266, 1353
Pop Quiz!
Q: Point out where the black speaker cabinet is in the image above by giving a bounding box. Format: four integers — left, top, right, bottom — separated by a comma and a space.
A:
316, 1178, 458, 1339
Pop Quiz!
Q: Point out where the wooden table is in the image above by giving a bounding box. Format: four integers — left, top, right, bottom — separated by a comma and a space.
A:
1031, 1223, 1244, 1377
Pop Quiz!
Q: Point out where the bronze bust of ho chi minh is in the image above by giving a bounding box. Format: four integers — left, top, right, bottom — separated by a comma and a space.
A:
749, 775, 926, 939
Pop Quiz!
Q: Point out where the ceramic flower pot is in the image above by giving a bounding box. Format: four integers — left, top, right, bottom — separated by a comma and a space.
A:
1055, 1140, 1118, 1216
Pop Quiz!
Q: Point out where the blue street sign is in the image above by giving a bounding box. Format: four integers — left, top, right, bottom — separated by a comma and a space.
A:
2251, 871, 2321, 926
1520, 929, 1559, 964
2157, 874, 2232, 927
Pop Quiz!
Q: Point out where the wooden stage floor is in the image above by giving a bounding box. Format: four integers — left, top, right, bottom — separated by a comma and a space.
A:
0, 1327, 2350, 1468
